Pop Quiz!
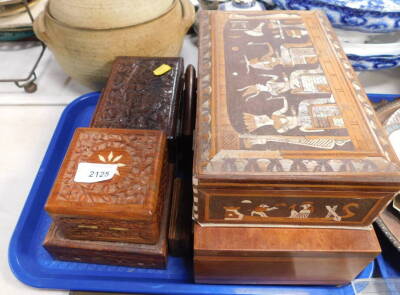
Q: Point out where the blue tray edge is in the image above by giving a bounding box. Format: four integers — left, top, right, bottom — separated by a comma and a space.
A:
367, 93, 399, 103
8, 92, 100, 288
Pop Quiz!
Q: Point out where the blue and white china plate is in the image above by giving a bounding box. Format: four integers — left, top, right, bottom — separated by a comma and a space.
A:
336, 29, 400, 70
274, 0, 400, 32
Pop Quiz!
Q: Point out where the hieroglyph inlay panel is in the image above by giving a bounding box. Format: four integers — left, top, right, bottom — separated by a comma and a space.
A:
223, 15, 352, 151
194, 11, 399, 176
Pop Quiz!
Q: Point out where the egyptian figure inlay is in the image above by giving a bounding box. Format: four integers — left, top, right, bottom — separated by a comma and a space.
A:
222, 15, 353, 151
211, 195, 372, 224
244, 22, 265, 37
238, 66, 330, 97
285, 29, 308, 39
242, 96, 344, 133
238, 66, 329, 99
244, 42, 317, 71
238, 75, 290, 99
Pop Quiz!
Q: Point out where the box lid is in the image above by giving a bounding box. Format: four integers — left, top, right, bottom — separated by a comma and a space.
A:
194, 10, 400, 187
91, 56, 184, 140
194, 224, 381, 257
45, 128, 167, 221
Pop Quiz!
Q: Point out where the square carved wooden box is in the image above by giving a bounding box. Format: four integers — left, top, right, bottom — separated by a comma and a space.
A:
45, 127, 168, 244
194, 224, 380, 285
193, 10, 400, 227
90, 56, 184, 162
43, 164, 174, 269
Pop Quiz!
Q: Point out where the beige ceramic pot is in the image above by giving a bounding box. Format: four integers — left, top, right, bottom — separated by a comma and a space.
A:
33, 0, 194, 90
48, 0, 174, 29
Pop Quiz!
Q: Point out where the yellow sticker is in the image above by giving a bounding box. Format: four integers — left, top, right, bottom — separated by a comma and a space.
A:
153, 64, 172, 76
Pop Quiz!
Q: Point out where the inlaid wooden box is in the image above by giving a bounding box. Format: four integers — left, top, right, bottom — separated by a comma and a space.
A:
194, 224, 380, 285
45, 127, 168, 244
90, 56, 184, 162
43, 164, 174, 269
193, 10, 400, 227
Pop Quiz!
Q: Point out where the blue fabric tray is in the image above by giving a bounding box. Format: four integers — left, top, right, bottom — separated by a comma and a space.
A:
9, 92, 377, 295
376, 255, 400, 278
367, 93, 399, 103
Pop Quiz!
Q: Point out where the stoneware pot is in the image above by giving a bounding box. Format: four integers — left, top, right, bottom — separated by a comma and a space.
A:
33, 0, 194, 89
48, 0, 174, 29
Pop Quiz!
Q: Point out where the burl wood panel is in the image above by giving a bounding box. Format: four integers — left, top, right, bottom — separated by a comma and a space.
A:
45, 128, 168, 244
193, 10, 400, 227
43, 167, 174, 269
194, 224, 380, 285
90, 56, 184, 162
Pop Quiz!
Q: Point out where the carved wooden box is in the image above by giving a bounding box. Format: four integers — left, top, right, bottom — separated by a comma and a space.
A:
45, 127, 168, 244
43, 164, 174, 269
90, 56, 184, 162
193, 10, 400, 227
194, 224, 380, 285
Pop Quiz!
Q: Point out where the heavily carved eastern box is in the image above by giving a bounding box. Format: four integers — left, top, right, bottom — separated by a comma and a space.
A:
193, 10, 400, 227
194, 225, 380, 285
45, 127, 168, 244
90, 56, 184, 162
43, 164, 174, 269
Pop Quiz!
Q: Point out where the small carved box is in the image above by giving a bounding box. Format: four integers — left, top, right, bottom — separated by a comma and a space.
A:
43, 165, 174, 269
193, 10, 400, 227
194, 225, 380, 285
45, 127, 168, 244
90, 56, 184, 162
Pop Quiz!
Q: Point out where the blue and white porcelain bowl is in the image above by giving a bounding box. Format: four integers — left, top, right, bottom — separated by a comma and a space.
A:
274, 0, 400, 32
336, 28, 400, 70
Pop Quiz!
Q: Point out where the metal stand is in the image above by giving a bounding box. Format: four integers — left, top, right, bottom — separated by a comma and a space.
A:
0, 0, 46, 93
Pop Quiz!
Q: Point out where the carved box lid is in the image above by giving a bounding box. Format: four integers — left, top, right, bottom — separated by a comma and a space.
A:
194, 10, 400, 187
90, 56, 184, 141
45, 128, 167, 221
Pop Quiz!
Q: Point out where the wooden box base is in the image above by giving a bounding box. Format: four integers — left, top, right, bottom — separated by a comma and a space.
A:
194, 225, 381, 285
43, 222, 167, 268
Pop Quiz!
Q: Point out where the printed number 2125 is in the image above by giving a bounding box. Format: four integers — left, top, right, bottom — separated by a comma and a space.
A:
89, 171, 110, 178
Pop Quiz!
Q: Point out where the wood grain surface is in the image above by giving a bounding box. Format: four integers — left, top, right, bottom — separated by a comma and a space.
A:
194, 224, 380, 285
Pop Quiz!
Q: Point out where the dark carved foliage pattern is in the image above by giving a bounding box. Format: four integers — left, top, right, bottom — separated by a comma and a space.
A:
92, 57, 183, 138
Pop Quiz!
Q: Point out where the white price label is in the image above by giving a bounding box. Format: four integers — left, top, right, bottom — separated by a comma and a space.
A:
74, 163, 118, 183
